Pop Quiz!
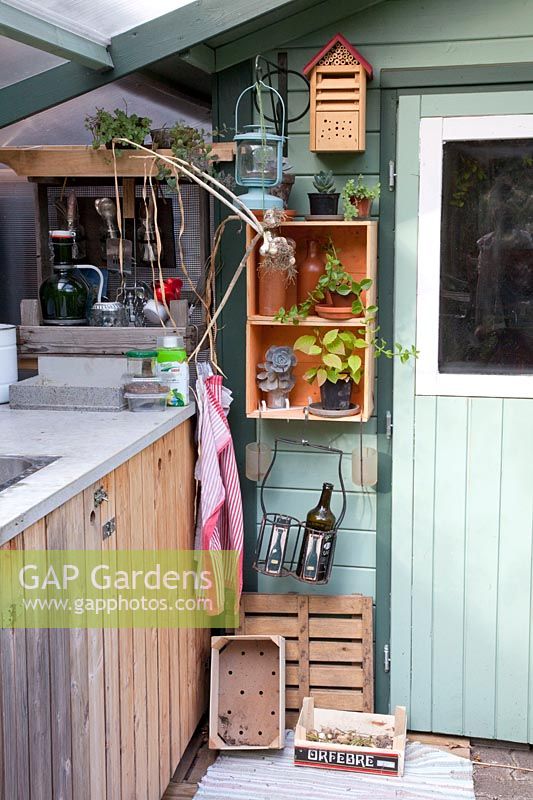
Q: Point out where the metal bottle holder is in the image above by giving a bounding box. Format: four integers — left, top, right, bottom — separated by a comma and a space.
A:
252, 438, 346, 585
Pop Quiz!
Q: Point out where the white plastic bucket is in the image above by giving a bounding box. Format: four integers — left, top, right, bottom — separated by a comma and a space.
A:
0, 324, 17, 404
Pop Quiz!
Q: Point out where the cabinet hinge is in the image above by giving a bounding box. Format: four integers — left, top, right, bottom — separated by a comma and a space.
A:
384, 644, 391, 673
388, 160, 397, 191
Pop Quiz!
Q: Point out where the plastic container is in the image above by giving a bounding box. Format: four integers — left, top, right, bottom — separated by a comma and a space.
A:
156, 335, 189, 407
125, 350, 158, 378
0, 324, 17, 404
124, 392, 168, 412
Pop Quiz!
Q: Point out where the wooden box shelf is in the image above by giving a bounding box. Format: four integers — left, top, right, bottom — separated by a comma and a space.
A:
246, 220, 377, 423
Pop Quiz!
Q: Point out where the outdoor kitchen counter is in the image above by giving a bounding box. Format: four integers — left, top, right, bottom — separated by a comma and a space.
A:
0, 403, 195, 545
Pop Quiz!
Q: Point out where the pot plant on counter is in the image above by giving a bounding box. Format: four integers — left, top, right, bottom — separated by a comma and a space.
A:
294, 328, 418, 414
308, 170, 340, 217
85, 106, 152, 150
341, 175, 380, 219
256, 346, 297, 409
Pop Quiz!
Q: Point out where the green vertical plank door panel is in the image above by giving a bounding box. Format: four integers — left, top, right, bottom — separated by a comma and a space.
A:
463, 398, 502, 738
431, 397, 468, 733
390, 94, 421, 713
410, 395, 437, 731
498, 400, 533, 743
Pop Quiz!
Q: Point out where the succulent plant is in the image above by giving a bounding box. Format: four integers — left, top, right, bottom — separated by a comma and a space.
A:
312, 170, 336, 194
256, 346, 297, 392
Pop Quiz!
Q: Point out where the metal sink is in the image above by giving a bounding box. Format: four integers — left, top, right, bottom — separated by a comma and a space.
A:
0, 455, 58, 492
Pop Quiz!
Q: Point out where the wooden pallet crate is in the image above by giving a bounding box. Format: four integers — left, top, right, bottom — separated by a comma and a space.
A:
237, 594, 373, 727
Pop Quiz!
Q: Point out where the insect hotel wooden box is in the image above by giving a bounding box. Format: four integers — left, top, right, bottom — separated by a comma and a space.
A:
209, 634, 286, 750
303, 33, 373, 153
295, 698, 407, 777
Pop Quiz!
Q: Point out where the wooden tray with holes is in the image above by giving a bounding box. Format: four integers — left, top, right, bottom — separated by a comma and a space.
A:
237, 594, 373, 727
209, 635, 285, 750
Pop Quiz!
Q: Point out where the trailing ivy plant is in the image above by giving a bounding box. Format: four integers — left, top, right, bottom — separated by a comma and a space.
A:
275, 239, 377, 324
341, 175, 381, 220
294, 327, 418, 389
85, 106, 152, 150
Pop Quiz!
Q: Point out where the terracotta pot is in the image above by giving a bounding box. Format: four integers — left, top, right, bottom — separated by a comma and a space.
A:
297, 239, 325, 311
351, 197, 372, 217
329, 291, 357, 308
258, 266, 288, 316
264, 389, 289, 409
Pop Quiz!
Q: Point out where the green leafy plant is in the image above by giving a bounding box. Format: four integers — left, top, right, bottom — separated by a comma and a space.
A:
275, 240, 377, 324
156, 121, 237, 190
341, 175, 381, 220
312, 170, 336, 193
294, 327, 419, 389
85, 106, 152, 150
449, 156, 487, 208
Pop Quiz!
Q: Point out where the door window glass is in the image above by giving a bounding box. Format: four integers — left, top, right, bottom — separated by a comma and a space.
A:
440, 139, 533, 374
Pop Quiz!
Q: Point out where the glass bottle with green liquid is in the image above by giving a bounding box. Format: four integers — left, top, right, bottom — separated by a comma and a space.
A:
156, 335, 189, 407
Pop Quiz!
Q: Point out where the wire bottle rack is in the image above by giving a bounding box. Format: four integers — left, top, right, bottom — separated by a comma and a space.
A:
252, 437, 346, 585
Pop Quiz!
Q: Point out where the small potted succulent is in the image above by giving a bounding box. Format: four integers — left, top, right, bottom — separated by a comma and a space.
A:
256, 346, 297, 409
294, 328, 418, 411
85, 106, 152, 150
308, 170, 340, 216
341, 175, 380, 219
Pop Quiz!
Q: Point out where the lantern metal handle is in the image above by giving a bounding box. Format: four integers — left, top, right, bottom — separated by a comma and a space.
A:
259, 437, 346, 528
234, 79, 286, 141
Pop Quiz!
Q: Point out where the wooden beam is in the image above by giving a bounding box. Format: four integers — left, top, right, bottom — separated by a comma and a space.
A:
214, 0, 385, 72
0, 4, 113, 70
0, 0, 305, 128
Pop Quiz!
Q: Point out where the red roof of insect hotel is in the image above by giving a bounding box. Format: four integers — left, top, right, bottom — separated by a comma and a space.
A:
302, 32, 373, 80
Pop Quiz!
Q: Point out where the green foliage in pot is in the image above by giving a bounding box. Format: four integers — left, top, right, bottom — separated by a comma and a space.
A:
85, 106, 152, 150
294, 327, 419, 392
275, 240, 377, 324
312, 170, 336, 193
341, 175, 381, 220
294, 329, 366, 386
156, 120, 235, 190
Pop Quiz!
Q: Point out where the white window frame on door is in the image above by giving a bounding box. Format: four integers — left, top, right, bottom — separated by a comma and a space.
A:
416, 114, 533, 398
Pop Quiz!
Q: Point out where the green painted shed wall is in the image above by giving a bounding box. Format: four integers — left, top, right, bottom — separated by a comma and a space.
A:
215, 0, 533, 714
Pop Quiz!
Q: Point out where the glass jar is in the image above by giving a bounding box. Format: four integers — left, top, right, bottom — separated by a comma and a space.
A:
125, 350, 158, 378
90, 302, 127, 327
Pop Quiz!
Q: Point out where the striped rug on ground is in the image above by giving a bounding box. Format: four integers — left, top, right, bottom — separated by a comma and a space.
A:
195, 731, 475, 799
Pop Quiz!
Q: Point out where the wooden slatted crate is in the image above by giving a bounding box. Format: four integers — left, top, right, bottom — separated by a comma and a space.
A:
237, 594, 373, 727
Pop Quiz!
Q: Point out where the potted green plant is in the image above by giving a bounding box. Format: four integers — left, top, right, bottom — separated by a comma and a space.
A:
341, 175, 380, 219
85, 106, 152, 150
275, 240, 377, 322
308, 170, 340, 216
294, 328, 418, 411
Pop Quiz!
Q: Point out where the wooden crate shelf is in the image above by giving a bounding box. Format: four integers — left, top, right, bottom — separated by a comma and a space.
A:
246, 220, 377, 423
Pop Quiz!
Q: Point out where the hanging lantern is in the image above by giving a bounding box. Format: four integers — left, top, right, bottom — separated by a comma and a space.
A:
234, 80, 285, 211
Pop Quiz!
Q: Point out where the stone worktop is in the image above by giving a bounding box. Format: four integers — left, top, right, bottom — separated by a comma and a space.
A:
0, 403, 195, 545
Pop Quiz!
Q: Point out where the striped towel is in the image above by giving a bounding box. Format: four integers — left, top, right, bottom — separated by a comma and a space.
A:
195, 369, 243, 611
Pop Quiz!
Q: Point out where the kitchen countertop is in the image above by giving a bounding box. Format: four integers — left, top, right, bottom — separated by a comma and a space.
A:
0, 403, 195, 545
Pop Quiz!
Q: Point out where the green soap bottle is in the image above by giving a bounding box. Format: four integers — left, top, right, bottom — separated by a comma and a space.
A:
156, 335, 189, 407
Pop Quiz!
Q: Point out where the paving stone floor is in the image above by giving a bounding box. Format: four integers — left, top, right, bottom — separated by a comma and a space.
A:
472, 741, 533, 799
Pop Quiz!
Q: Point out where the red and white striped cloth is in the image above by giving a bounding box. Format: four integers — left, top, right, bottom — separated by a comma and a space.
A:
195, 368, 243, 606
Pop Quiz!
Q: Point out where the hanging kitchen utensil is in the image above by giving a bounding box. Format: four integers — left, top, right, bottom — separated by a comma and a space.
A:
253, 437, 346, 584
95, 197, 133, 274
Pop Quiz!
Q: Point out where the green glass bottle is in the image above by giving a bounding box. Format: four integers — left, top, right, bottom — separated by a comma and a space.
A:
39, 231, 89, 325
296, 482, 336, 582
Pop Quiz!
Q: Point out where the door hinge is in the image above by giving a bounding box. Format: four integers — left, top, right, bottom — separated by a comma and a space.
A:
388, 160, 396, 191
384, 644, 391, 673
386, 410, 393, 440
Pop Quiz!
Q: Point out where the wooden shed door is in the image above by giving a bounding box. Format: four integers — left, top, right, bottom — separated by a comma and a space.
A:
390, 91, 533, 741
